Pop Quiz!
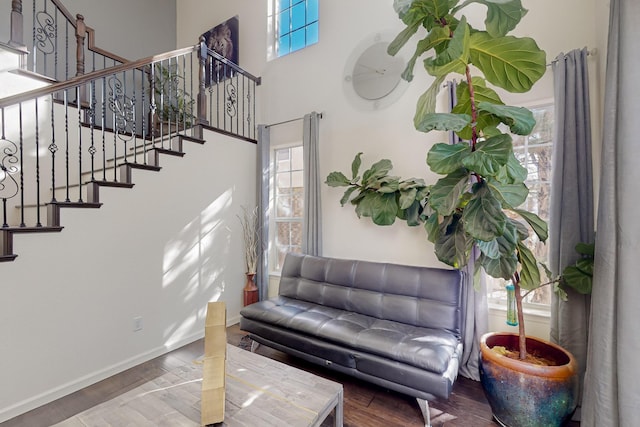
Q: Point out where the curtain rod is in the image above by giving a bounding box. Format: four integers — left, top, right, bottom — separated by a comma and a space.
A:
264, 112, 324, 129
546, 48, 597, 67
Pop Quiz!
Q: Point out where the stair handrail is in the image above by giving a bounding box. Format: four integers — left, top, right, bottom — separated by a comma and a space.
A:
0, 46, 196, 109
0, 41, 262, 134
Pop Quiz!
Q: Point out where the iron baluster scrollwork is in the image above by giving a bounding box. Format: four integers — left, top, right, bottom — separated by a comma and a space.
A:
0, 133, 19, 228
88, 82, 97, 181
107, 76, 134, 142
246, 90, 252, 138
35, 10, 56, 54
49, 94, 58, 202
225, 82, 237, 118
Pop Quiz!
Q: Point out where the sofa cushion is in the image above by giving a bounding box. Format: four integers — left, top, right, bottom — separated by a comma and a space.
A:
240, 296, 461, 374
278, 253, 466, 336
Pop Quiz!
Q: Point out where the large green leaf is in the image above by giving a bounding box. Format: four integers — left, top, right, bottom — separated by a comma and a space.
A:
429, 168, 471, 216
402, 200, 423, 226
477, 102, 536, 135
351, 152, 363, 180
416, 113, 472, 133
482, 0, 527, 37
427, 142, 471, 174
511, 208, 548, 242
326, 171, 351, 187
362, 159, 393, 187
462, 183, 506, 241
388, 21, 423, 57
477, 221, 519, 279
477, 238, 500, 259
487, 179, 528, 207
496, 151, 528, 184
399, 187, 418, 209
424, 0, 456, 19
452, 77, 504, 139
517, 241, 541, 290
340, 187, 358, 206
374, 175, 401, 193
414, 75, 446, 126
400, 26, 452, 82
424, 213, 440, 243
435, 215, 475, 268
469, 32, 546, 93
354, 191, 399, 225
461, 133, 512, 177
424, 17, 470, 77
562, 261, 593, 294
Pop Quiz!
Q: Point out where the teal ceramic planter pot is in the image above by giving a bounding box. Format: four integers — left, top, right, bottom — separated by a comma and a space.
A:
479, 332, 578, 427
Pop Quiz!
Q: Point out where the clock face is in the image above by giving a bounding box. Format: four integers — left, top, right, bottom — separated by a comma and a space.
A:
351, 42, 405, 101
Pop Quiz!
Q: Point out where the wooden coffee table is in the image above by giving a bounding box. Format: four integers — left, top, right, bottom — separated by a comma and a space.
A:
225, 344, 343, 426
53, 344, 343, 426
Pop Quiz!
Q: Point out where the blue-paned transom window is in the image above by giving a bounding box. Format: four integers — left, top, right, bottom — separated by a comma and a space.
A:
269, 0, 318, 58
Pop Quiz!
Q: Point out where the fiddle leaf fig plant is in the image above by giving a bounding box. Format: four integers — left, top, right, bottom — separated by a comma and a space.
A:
326, 0, 559, 359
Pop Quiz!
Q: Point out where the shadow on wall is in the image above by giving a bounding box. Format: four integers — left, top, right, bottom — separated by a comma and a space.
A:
161, 188, 233, 348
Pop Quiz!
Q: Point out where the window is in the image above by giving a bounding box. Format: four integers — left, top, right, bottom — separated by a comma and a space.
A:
271, 145, 304, 271
268, 0, 319, 59
487, 103, 554, 308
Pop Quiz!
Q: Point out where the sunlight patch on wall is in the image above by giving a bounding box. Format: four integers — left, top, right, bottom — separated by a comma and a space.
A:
162, 188, 234, 347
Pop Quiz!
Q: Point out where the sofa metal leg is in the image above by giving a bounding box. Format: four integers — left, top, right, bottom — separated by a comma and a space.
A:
416, 398, 432, 427
250, 339, 260, 352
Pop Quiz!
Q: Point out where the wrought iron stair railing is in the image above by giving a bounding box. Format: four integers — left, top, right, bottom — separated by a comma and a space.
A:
8, 0, 129, 82
0, 39, 261, 262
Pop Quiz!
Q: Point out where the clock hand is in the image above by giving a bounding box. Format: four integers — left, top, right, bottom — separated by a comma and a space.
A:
355, 63, 386, 75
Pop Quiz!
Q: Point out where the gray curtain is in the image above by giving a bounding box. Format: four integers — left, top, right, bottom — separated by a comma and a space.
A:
446, 81, 488, 381
583, 0, 640, 425
256, 124, 270, 300
549, 48, 594, 416
302, 112, 322, 256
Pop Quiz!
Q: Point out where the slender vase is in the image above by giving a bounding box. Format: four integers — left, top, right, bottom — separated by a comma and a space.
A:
243, 273, 258, 306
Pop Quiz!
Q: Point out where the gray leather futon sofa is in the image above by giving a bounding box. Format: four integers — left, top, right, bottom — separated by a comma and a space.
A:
239, 253, 466, 427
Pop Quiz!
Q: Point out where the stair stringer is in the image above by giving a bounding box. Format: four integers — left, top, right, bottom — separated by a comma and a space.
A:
0, 127, 257, 423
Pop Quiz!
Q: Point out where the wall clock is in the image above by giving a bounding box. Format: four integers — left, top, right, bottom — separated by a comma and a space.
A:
344, 32, 408, 110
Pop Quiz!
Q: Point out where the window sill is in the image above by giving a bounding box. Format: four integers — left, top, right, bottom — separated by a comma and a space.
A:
488, 302, 550, 319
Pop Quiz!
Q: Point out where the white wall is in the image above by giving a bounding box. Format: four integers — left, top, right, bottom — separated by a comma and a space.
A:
0, 129, 256, 421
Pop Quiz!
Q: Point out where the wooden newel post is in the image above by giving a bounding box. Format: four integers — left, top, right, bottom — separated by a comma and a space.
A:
197, 36, 209, 134
9, 0, 24, 48
75, 14, 87, 105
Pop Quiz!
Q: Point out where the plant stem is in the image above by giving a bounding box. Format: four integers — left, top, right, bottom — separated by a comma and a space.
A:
512, 275, 527, 360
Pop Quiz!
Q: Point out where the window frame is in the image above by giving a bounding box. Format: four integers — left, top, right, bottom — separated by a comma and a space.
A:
486, 99, 555, 313
269, 143, 305, 273
267, 0, 319, 60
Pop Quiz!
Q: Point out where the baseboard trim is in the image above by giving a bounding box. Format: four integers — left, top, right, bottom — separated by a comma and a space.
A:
0, 330, 206, 423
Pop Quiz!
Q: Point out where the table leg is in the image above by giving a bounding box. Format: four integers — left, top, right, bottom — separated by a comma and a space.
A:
334, 389, 344, 427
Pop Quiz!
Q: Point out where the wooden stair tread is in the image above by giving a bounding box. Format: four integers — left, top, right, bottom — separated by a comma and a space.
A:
2, 226, 64, 233
152, 148, 185, 157
51, 201, 103, 209
122, 163, 162, 172
180, 134, 205, 144
0, 254, 19, 262
91, 180, 135, 189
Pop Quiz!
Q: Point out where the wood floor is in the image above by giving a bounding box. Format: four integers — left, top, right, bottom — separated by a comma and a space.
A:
1, 324, 580, 427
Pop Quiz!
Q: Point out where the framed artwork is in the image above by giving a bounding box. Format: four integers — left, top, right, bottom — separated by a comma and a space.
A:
201, 16, 239, 85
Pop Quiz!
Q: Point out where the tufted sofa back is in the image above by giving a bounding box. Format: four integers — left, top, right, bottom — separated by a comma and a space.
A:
278, 253, 466, 337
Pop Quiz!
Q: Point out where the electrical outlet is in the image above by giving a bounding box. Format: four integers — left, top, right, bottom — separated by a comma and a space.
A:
133, 316, 143, 332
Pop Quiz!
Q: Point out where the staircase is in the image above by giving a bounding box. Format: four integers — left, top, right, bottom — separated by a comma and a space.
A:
0, 0, 261, 263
